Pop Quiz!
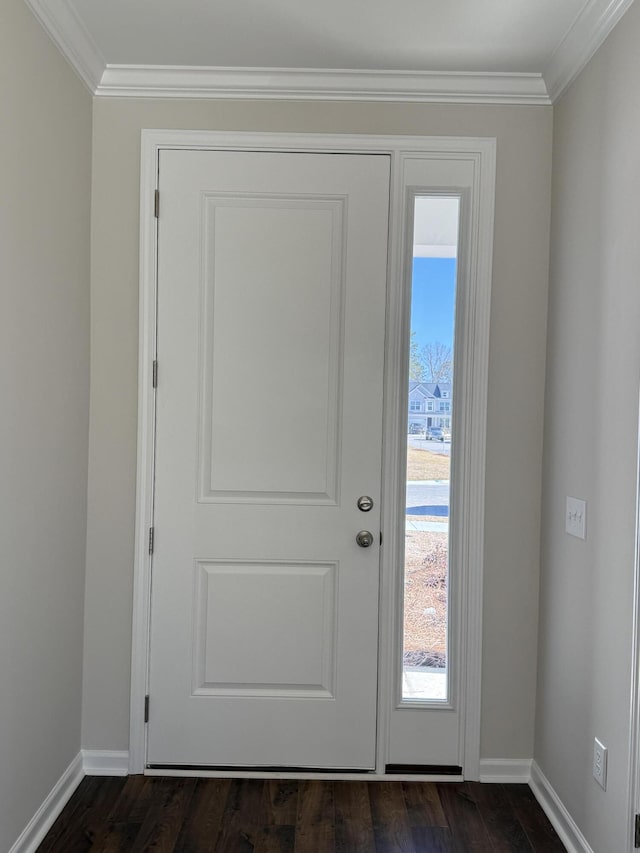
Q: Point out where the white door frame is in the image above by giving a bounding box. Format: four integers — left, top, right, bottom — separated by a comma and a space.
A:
130, 129, 496, 778
627, 398, 640, 850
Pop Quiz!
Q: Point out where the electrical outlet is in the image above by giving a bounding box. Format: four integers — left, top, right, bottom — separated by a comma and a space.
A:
593, 738, 607, 789
566, 496, 587, 539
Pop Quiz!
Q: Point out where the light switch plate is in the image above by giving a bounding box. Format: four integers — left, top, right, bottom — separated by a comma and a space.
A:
566, 496, 587, 539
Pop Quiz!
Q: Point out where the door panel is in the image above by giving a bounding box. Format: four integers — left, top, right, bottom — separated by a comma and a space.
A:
198, 195, 345, 503
192, 560, 337, 698
148, 150, 390, 769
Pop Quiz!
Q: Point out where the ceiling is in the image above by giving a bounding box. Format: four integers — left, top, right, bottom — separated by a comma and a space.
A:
414, 198, 459, 258
25, 0, 635, 103
67, 0, 586, 71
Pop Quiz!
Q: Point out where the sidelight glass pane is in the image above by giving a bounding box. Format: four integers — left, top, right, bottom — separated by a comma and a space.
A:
403, 196, 459, 702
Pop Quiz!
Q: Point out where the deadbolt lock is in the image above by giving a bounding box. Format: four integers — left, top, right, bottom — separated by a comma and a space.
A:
357, 495, 374, 512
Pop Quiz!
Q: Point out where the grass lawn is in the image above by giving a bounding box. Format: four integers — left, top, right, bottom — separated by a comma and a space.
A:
406, 446, 451, 481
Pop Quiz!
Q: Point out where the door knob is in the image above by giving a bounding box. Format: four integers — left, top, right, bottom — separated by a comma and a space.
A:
357, 495, 374, 512
356, 530, 374, 548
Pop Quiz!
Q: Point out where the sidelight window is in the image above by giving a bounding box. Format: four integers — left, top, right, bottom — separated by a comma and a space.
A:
402, 195, 459, 703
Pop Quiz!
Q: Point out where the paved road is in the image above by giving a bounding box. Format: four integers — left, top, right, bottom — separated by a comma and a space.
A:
406, 481, 449, 518
408, 435, 451, 455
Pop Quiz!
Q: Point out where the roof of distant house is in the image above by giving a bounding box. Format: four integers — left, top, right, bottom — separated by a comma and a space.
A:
409, 381, 452, 399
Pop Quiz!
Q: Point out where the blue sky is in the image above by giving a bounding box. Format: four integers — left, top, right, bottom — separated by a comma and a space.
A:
410, 257, 457, 350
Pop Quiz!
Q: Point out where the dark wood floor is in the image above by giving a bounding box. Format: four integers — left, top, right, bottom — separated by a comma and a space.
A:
37, 776, 566, 852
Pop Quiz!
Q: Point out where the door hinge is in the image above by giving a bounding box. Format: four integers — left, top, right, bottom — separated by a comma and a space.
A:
152, 359, 158, 388
154, 189, 160, 218
144, 695, 150, 723
148, 527, 154, 555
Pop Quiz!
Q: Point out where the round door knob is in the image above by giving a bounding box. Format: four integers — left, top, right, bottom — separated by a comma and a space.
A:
356, 530, 374, 548
357, 495, 374, 512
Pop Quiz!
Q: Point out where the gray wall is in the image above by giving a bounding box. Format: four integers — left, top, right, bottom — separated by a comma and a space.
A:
0, 1, 92, 849
84, 99, 553, 760
536, 3, 640, 850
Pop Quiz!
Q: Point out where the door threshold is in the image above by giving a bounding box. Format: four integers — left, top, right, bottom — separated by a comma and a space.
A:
386, 764, 463, 775
144, 766, 465, 782
147, 764, 369, 774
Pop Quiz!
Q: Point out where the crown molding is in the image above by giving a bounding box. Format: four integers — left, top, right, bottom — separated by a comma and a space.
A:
543, 0, 636, 101
95, 65, 550, 104
24, 0, 635, 104
24, 0, 104, 92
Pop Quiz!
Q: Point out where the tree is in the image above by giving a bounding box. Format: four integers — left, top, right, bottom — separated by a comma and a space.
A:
409, 334, 453, 383
421, 341, 453, 384
409, 331, 426, 380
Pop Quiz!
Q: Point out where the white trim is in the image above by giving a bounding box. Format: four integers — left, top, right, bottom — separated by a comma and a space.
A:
23, 0, 104, 93
460, 146, 495, 781
530, 761, 595, 853
8, 752, 84, 853
479, 758, 532, 783
96, 65, 550, 104
627, 390, 640, 852
381, 158, 494, 777
128, 129, 160, 775
82, 749, 130, 776
543, 0, 635, 101
376, 146, 406, 775
131, 130, 493, 775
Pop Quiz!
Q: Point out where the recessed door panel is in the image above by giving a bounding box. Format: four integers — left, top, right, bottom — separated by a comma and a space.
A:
192, 560, 337, 697
198, 195, 345, 504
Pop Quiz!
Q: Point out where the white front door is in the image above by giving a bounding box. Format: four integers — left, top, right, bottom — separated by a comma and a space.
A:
147, 149, 390, 769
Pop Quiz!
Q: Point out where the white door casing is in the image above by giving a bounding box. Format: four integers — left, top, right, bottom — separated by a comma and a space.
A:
131, 131, 496, 779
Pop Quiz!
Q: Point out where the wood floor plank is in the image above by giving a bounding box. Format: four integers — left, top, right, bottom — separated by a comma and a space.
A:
39, 776, 126, 853
410, 826, 457, 852
295, 781, 335, 853
467, 782, 533, 852
128, 776, 196, 853
505, 784, 566, 852
119, 774, 159, 825
174, 778, 232, 853
436, 782, 492, 851
37, 777, 103, 852
95, 817, 143, 853
402, 782, 448, 828
36, 777, 568, 853
253, 825, 296, 853
215, 779, 269, 853
76, 777, 128, 850
264, 781, 299, 826
369, 782, 416, 853
93, 775, 148, 853
334, 781, 375, 852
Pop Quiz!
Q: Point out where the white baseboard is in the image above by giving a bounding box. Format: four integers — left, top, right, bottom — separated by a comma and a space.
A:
479, 758, 532, 783
82, 749, 130, 776
9, 752, 84, 853
530, 761, 594, 853
82, 752, 531, 783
